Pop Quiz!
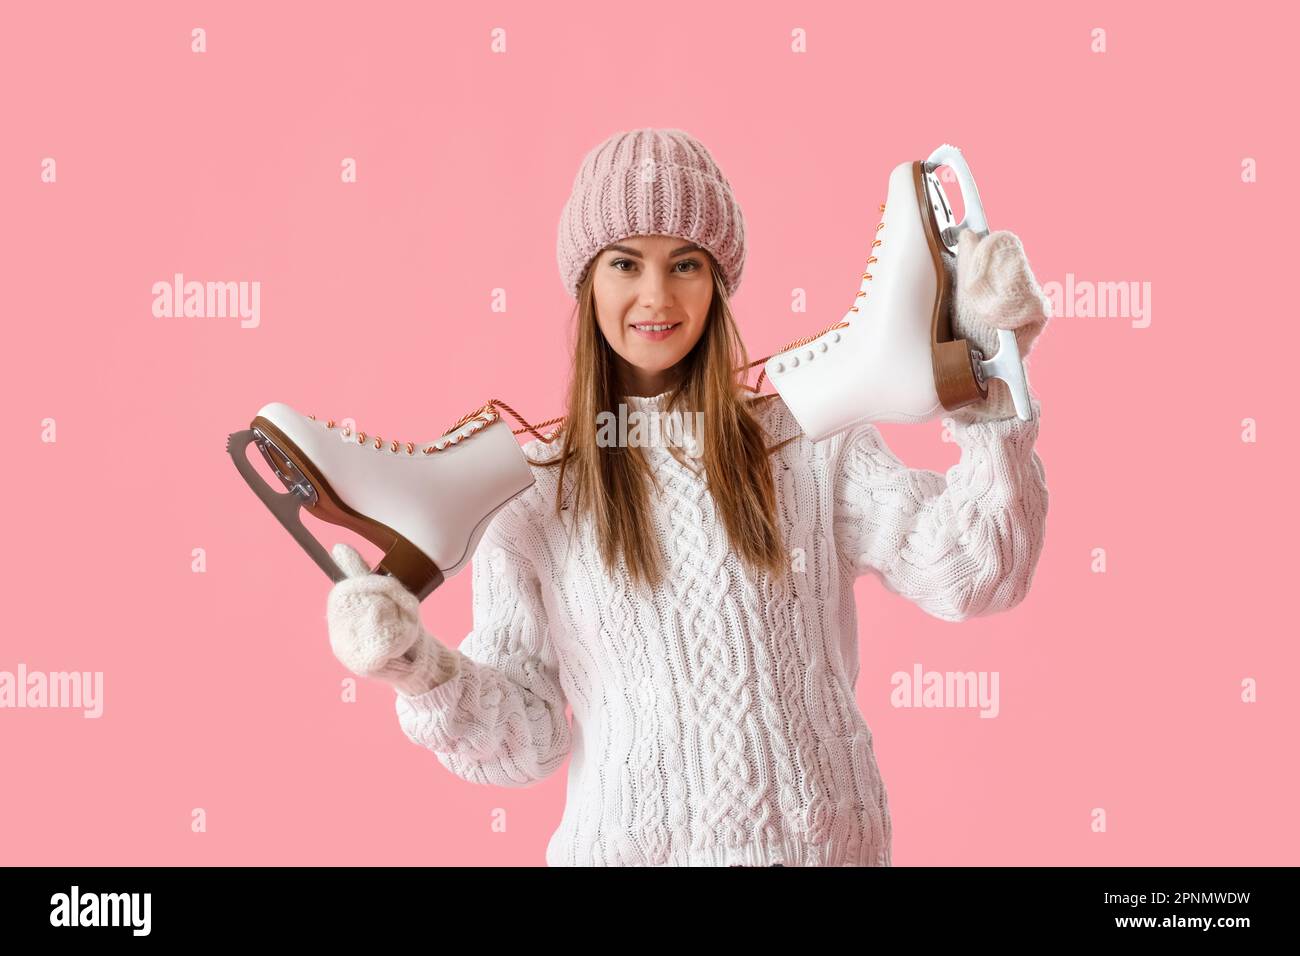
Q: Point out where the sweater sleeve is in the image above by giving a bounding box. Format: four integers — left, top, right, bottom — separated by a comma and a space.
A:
831, 399, 1049, 622
393, 503, 572, 788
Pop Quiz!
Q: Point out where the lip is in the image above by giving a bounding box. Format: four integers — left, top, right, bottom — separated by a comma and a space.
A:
630, 322, 681, 342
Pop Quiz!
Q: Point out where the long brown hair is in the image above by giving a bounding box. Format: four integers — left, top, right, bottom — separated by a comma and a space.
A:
522, 252, 791, 593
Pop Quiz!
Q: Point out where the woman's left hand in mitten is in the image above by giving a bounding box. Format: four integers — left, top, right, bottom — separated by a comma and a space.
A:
948, 229, 1052, 424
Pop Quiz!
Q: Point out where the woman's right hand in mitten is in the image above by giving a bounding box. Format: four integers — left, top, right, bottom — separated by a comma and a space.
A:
326, 543, 456, 697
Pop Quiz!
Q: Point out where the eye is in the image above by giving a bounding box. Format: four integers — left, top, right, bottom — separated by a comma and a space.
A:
608, 257, 701, 274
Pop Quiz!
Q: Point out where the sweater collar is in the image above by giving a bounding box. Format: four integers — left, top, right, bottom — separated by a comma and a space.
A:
618, 390, 802, 449
623, 390, 675, 411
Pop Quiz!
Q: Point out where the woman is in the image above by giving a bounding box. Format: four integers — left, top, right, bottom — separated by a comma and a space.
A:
326, 128, 1050, 866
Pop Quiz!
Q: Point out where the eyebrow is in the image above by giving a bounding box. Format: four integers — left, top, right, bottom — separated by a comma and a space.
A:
605, 242, 703, 259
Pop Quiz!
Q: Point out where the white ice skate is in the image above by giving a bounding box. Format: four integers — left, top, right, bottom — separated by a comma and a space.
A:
227, 401, 548, 601
762, 144, 1031, 442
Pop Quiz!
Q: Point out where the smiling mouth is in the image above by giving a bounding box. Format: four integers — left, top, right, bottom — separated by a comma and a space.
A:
630, 322, 682, 341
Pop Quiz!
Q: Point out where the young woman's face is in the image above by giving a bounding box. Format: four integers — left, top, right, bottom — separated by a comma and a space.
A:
591, 234, 714, 395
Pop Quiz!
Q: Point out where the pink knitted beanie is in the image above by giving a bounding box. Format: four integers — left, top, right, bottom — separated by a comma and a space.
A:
556, 128, 747, 299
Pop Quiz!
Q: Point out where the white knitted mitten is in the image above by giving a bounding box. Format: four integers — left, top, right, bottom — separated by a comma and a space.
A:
948, 228, 1052, 423
325, 543, 460, 698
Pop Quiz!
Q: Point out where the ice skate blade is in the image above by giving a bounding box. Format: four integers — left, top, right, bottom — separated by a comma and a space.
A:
918, 159, 987, 415
925, 144, 1032, 422
226, 424, 446, 600
975, 329, 1032, 421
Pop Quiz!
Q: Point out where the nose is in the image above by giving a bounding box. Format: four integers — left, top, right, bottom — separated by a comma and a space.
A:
637, 267, 674, 311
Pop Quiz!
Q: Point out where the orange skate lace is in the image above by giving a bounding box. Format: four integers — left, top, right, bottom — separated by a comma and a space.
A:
306, 400, 565, 456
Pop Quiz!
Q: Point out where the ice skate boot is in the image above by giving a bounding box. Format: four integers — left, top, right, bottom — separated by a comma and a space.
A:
762, 144, 1030, 442
227, 401, 547, 601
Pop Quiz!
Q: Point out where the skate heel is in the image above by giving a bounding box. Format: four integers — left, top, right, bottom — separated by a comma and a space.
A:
374, 533, 445, 602
932, 337, 987, 409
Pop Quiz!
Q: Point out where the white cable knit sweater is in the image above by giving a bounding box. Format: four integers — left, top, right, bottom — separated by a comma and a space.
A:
394, 390, 1049, 866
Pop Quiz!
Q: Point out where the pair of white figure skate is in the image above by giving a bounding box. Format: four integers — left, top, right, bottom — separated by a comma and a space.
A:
227, 144, 1031, 602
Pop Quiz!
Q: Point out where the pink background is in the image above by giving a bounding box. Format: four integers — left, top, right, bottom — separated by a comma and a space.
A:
2, 1, 1295, 866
